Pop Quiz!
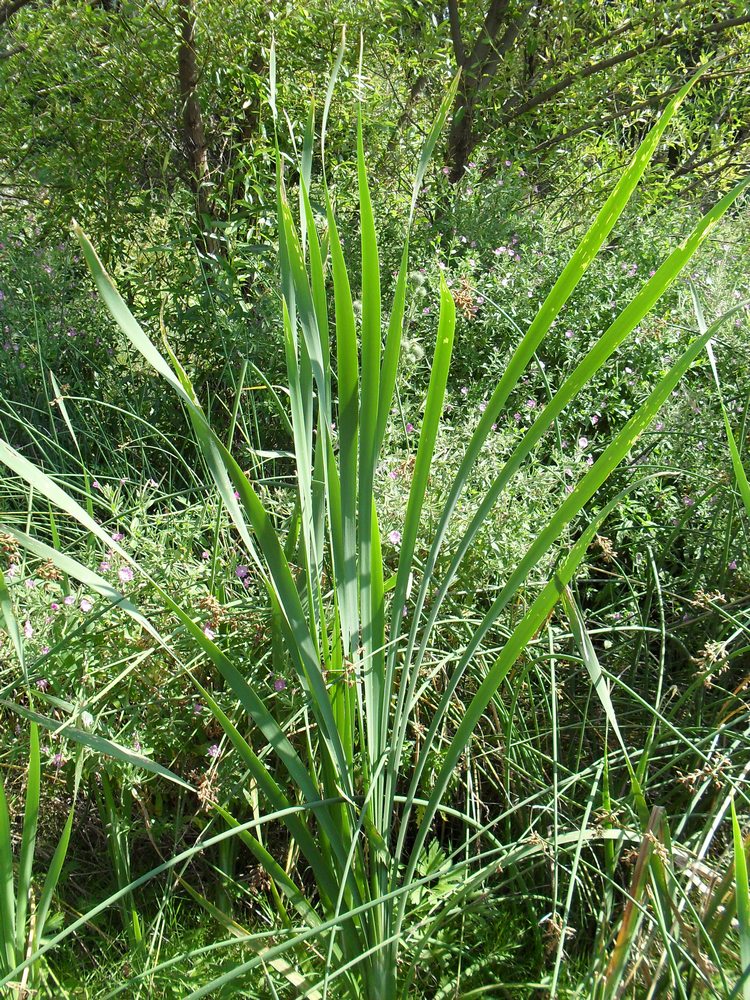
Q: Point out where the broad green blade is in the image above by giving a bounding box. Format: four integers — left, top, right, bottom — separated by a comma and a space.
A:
0, 567, 23, 676
192, 680, 344, 917
732, 799, 750, 1000
325, 184, 360, 656
408, 175, 750, 689
15, 723, 40, 957
397, 310, 726, 905
35, 804, 75, 948
2, 703, 193, 791
403, 69, 707, 670
561, 588, 648, 824
383, 275, 456, 814
692, 286, 750, 520
0, 776, 16, 973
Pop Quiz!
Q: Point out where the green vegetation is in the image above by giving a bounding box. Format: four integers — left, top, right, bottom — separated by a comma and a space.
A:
0, 2, 749, 997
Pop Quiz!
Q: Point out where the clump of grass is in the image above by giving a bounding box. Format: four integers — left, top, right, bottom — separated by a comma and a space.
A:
0, 46, 749, 998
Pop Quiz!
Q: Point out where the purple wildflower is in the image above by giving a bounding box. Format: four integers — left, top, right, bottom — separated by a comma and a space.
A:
118, 566, 134, 583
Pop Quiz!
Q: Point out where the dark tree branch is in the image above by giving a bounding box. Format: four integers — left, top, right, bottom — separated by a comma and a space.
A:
0, 0, 34, 26
0, 41, 25, 56
465, 0, 512, 84
477, 4, 534, 94
447, 0, 465, 68
177, 0, 218, 257
502, 12, 750, 122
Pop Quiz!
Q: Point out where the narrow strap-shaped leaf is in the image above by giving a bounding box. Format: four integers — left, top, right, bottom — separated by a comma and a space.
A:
0, 776, 16, 973
403, 176, 750, 705
15, 723, 40, 957
356, 101, 385, 773
732, 799, 750, 1000
192, 680, 344, 916
34, 803, 75, 949
396, 312, 725, 895
401, 69, 707, 675
382, 276, 456, 818
325, 185, 360, 656
561, 587, 649, 825
2, 703, 193, 791
65, 232, 356, 800
692, 285, 750, 520
374, 72, 460, 465
0, 567, 23, 677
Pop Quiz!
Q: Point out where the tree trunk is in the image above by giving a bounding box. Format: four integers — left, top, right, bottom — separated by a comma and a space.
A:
177, 0, 218, 257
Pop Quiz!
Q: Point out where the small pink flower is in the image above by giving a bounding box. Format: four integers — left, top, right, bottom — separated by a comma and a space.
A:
513, 412, 521, 422
388, 469, 398, 480
578, 436, 589, 449
233, 490, 240, 499
80, 598, 93, 612
50, 602, 60, 611
728, 560, 738, 571
388, 530, 402, 545
405, 422, 415, 434
565, 330, 574, 339
442, 166, 450, 175
201, 550, 210, 560
36, 678, 49, 691
111, 531, 125, 542
203, 624, 215, 640
235, 565, 249, 580
590, 414, 599, 426
23, 620, 33, 639
118, 566, 134, 583
273, 677, 287, 692
193, 702, 204, 714
6, 564, 17, 578
92, 480, 101, 490
99, 560, 110, 572
63, 594, 75, 606
207, 744, 220, 758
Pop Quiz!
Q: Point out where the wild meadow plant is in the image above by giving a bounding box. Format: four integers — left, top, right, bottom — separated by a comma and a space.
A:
0, 50, 749, 997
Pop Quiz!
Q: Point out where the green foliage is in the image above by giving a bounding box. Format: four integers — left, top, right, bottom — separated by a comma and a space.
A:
0, 5, 749, 997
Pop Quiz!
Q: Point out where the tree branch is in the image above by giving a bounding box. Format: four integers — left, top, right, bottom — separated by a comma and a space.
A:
447, 0, 465, 68
0, 0, 34, 27
502, 12, 750, 122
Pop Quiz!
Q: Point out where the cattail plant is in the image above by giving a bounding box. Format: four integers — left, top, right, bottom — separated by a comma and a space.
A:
0, 43, 748, 998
